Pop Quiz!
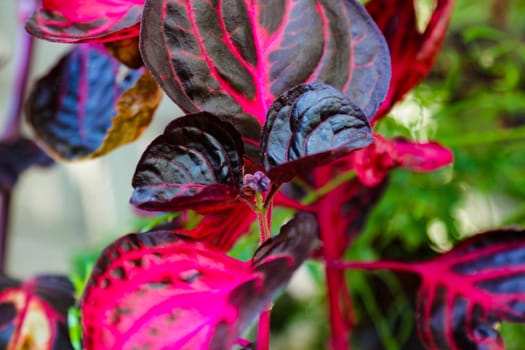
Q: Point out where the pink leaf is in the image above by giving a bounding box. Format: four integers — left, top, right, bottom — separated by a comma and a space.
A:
81, 213, 318, 349
367, 0, 455, 122
26, 0, 144, 43
416, 229, 525, 349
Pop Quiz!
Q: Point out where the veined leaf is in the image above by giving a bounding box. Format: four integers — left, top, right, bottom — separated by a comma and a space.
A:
80, 213, 318, 349
139, 0, 390, 135
131, 112, 244, 211
0, 275, 75, 350
416, 229, 525, 350
261, 83, 373, 184
25, 0, 144, 43
367, 0, 455, 122
26, 44, 162, 160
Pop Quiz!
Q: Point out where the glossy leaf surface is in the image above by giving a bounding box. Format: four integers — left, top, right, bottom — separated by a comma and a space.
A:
140, 0, 390, 126
367, 0, 454, 122
261, 83, 373, 184
416, 229, 525, 350
131, 112, 244, 212
0, 275, 75, 350
81, 213, 318, 349
0, 137, 53, 192
26, 44, 161, 160
26, 0, 144, 43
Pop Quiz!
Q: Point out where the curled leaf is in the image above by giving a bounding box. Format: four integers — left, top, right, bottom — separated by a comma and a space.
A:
261, 83, 373, 184
131, 112, 244, 211
140, 0, 390, 149
26, 0, 144, 43
80, 213, 318, 349
26, 44, 161, 160
0, 275, 75, 350
416, 229, 525, 349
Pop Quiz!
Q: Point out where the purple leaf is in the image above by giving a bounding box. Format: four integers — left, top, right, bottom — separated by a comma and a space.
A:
0, 275, 75, 349
261, 83, 373, 184
80, 213, 318, 349
25, 0, 144, 43
139, 0, 390, 130
416, 229, 525, 350
131, 112, 244, 211
26, 44, 161, 160
0, 137, 54, 192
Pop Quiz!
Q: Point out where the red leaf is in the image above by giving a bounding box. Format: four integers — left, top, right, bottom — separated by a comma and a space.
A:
351, 134, 453, 187
416, 229, 525, 350
25, 0, 144, 43
81, 213, 318, 349
0, 275, 75, 350
139, 0, 390, 127
367, 0, 454, 122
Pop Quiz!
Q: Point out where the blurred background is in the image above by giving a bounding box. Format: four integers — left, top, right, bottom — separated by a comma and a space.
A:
1, 0, 525, 349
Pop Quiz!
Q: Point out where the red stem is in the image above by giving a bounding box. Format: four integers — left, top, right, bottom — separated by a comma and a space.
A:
256, 308, 271, 350
330, 260, 423, 275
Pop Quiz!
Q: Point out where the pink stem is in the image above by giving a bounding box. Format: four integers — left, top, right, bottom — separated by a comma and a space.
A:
330, 260, 423, 275
256, 308, 271, 350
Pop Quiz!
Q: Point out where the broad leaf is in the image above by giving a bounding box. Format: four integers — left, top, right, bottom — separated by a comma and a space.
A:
261, 83, 373, 184
367, 0, 455, 122
416, 229, 525, 350
26, 44, 162, 160
131, 112, 244, 211
81, 213, 318, 349
139, 0, 390, 132
25, 0, 144, 43
0, 275, 75, 350
0, 137, 54, 192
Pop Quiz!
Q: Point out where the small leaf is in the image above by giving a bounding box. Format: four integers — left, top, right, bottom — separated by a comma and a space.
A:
80, 213, 318, 349
140, 0, 390, 152
416, 229, 525, 350
0, 137, 54, 192
261, 83, 373, 184
26, 44, 161, 160
131, 112, 244, 211
25, 0, 144, 43
0, 275, 75, 350
104, 37, 143, 68
366, 0, 454, 122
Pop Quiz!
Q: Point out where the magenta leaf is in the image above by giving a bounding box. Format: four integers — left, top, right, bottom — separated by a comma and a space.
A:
139, 0, 390, 128
0, 275, 75, 349
25, 0, 144, 43
0, 137, 54, 192
26, 44, 142, 160
367, 0, 454, 122
416, 229, 525, 350
261, 83, 373, 184
131, 112, 244, 211
80, 213, 318, 349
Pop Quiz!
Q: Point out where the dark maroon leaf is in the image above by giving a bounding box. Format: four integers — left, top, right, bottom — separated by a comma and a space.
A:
416, 229, 525, 350
80, 213, 318, 349
367, 0, 454, 122
131, 112, 244, 212
139, 0, 390, 136
261, 83, 373, 184
26, 44, 143, 160
0, 137, 54, 192
25, 0, 144, 43
0, 274, 74, 349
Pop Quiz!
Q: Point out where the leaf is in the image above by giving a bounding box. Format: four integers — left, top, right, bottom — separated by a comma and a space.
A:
0, 137, 54, 192
0, 275, 75, 350
26, 44, 162, 160
25, 0, 144, 43
80, 213, 318, 349
416, 229, 525, 350
366, 0, 455, 122
104, 37, 143, 68
131, 112, 244, 212
261, 83, 373, 184
139, 0, 390, 138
